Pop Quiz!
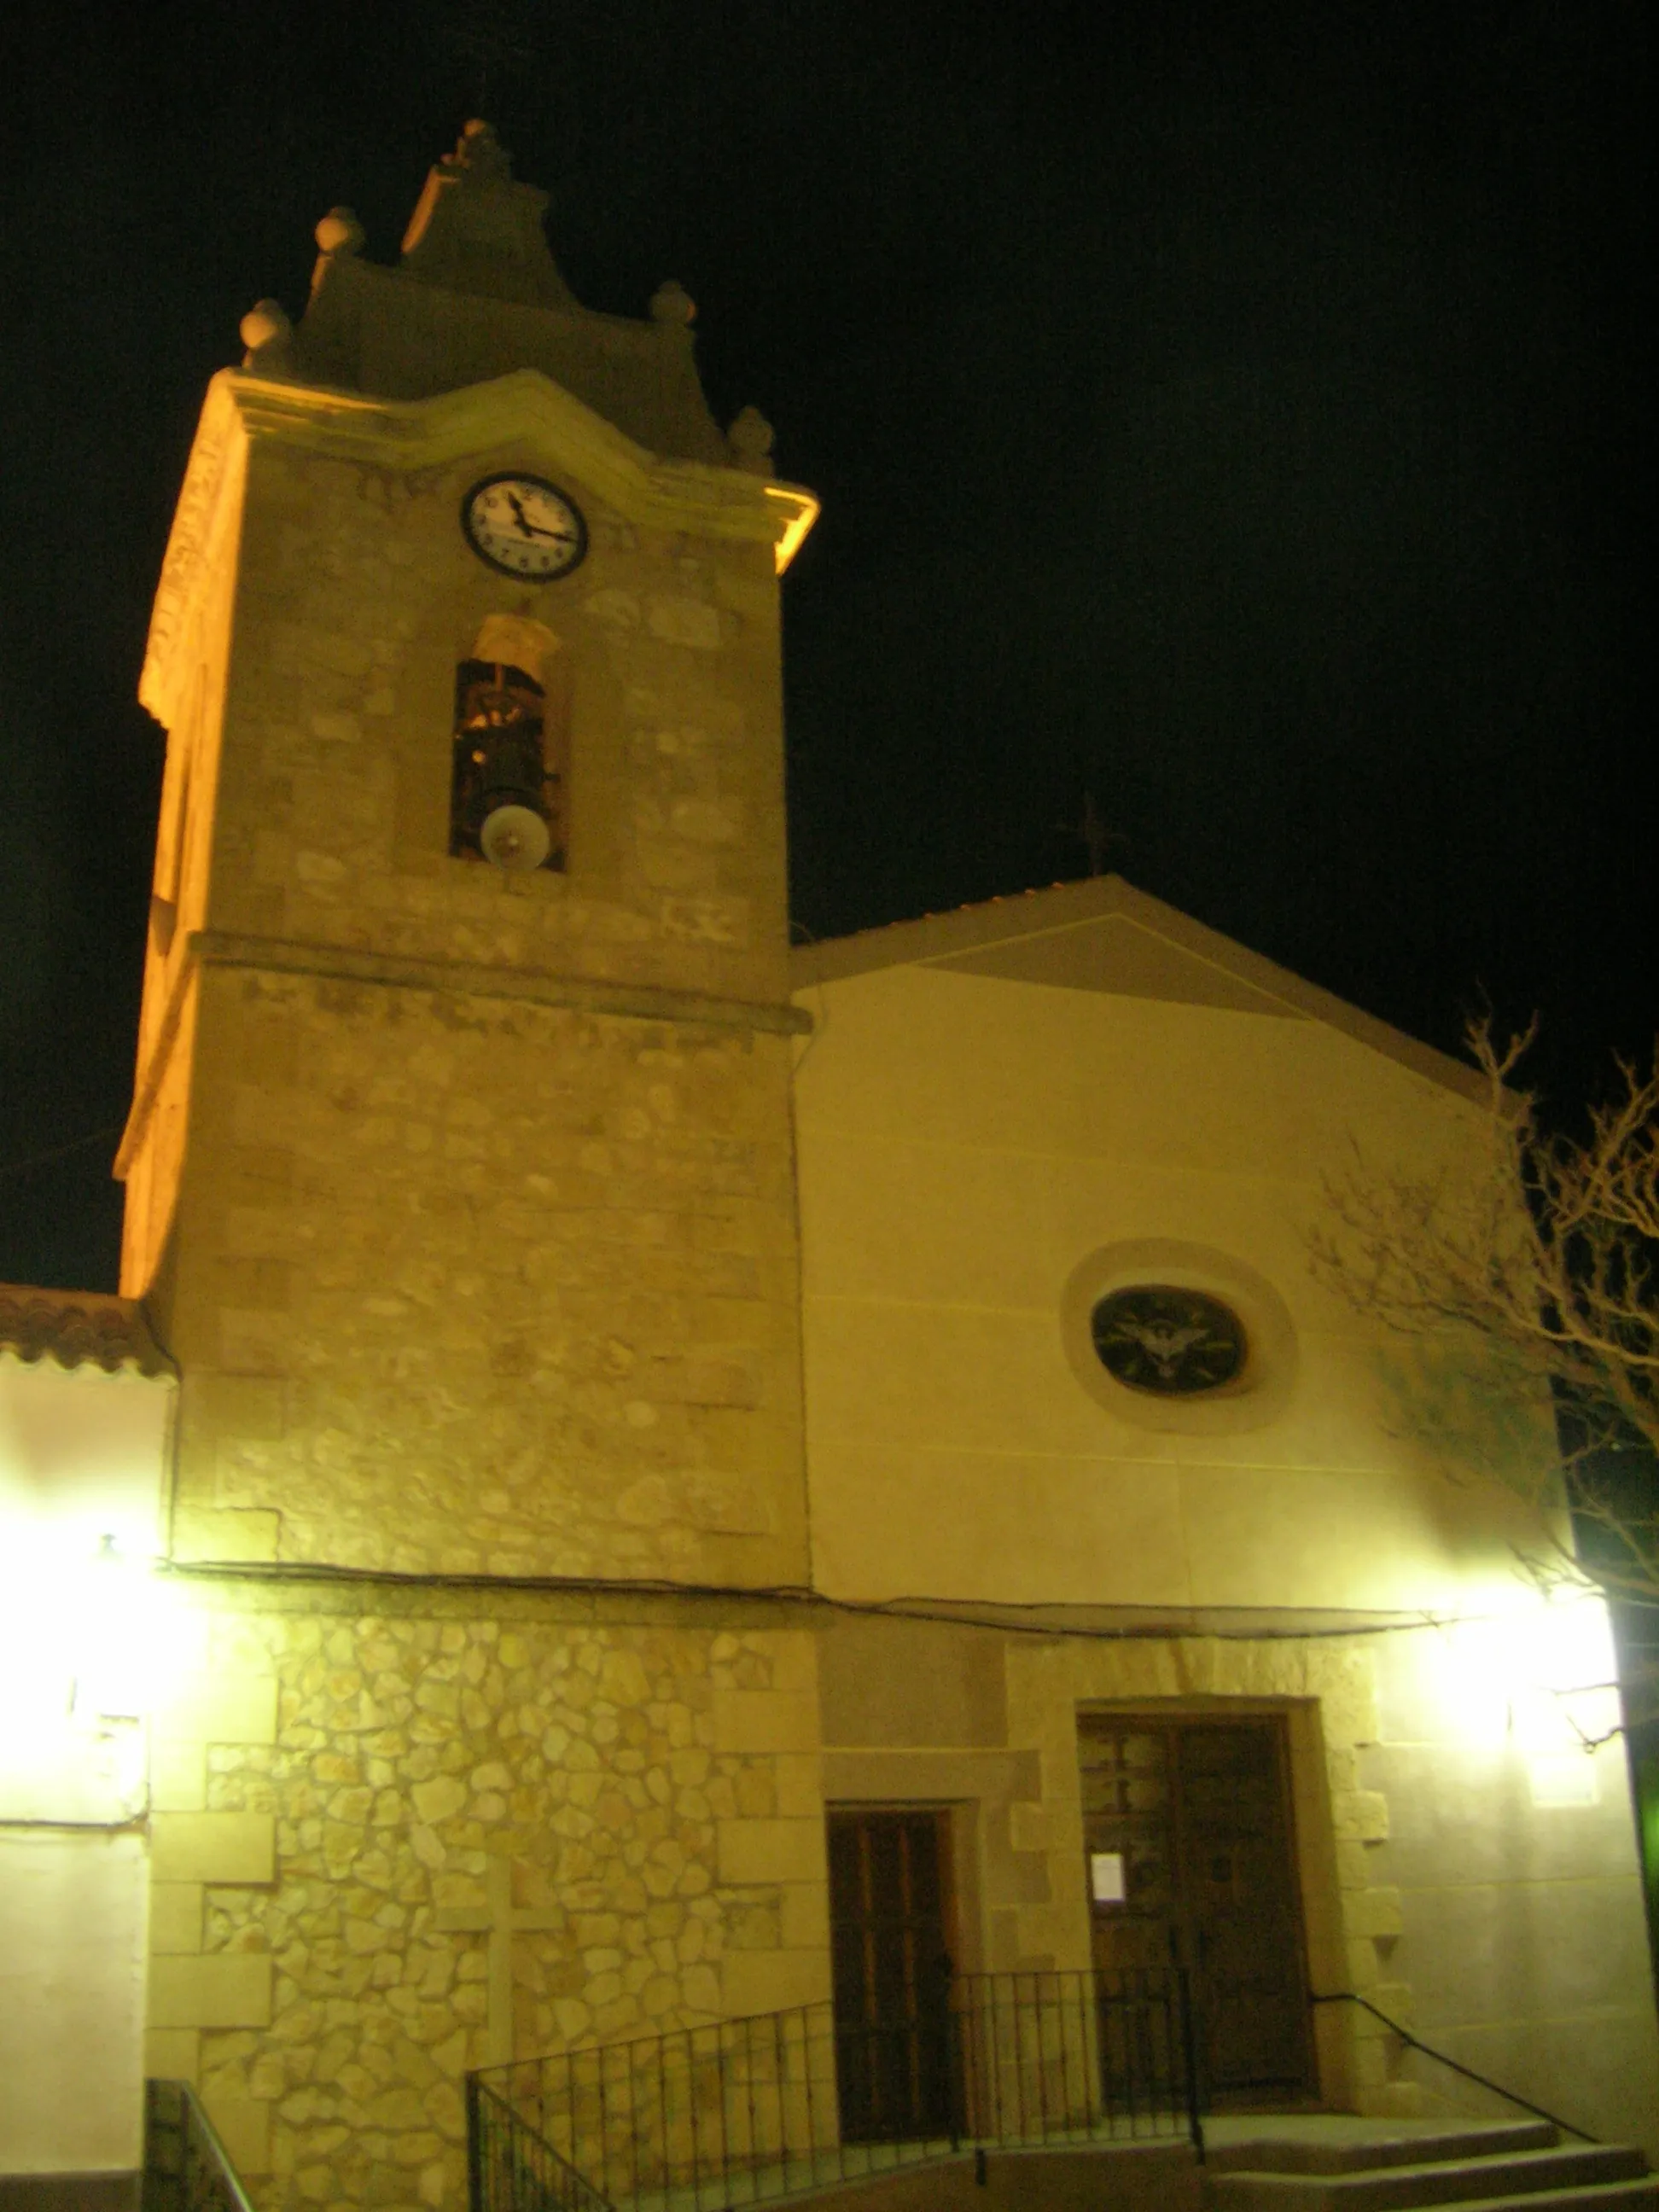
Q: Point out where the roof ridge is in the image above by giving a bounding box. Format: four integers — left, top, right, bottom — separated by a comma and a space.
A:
789, 875, 1487, 1106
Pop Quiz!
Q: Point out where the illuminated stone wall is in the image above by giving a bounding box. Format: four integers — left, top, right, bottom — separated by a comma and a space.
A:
202, 426, 794, 1006
119, 362, 824, 2211
160, 968, 805, 1585
119, 374, 810, 1590
144, 1589, 828, 2209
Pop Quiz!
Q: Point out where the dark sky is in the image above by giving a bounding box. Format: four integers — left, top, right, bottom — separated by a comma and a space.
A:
0, 0, 1652, 1292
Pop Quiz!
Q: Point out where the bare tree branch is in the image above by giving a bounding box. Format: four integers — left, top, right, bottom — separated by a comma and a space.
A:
1312, 1016, 1659, 1722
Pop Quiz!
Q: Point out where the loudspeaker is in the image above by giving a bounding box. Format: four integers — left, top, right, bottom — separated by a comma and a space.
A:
479, 804, 550, 872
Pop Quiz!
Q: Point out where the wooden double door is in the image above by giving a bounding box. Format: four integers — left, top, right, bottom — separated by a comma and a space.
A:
1079, 1713, 1314, 2104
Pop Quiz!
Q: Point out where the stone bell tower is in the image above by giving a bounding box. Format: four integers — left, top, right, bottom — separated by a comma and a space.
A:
119, 122, 818, 1588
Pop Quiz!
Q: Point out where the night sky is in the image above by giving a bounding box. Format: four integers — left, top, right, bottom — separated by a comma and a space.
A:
1, 0, 1651, 1294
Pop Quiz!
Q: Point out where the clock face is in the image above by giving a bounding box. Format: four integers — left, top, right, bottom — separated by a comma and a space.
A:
1090, 1284, 1247, 1396
461, 474, 588, 581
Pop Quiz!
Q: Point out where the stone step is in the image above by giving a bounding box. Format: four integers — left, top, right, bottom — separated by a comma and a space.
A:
1208, 2125, 1561, 2176
1423, 2184, 1659, 2212
1208, 2146, 1650, 2212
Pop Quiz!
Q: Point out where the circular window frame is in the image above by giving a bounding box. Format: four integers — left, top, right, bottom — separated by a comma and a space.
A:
1061, 1239, 1299, 1435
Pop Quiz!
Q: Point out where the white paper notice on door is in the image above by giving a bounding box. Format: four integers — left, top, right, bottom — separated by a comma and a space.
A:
1090, 1850, 1126, 1904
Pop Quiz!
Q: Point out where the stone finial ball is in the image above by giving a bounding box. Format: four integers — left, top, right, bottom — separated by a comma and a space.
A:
729, 405, 776, 463
240, 300, 294, 353
314, 206, 365, 256
650, 280, 696, 327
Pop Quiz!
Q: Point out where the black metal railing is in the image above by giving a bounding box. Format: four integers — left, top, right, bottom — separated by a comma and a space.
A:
1310, 1990, 1597, 2145
472, 1967, 1202, 2212
142, 2081, 259, 2212
469, 2076, 619, 2212
956, 1968, 1202, 2154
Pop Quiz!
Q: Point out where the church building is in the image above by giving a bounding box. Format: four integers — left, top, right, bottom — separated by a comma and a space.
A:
2, 122, 1654, 2212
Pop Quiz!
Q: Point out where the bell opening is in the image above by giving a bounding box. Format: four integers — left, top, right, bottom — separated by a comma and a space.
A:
449, 653, 564, 871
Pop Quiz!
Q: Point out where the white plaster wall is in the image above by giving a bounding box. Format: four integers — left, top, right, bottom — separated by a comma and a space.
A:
1368, 1625, 1659, 2158
793, 963, 1555, 1615
0, 1829, 148, 2174
1, 1359, 171, 1823
792, 958, 1659, 2152
0, 1358, 170, 1557
1, 1357, 170, 2177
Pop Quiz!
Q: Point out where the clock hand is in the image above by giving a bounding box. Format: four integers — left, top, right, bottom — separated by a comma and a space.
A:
501, 492, 572, 544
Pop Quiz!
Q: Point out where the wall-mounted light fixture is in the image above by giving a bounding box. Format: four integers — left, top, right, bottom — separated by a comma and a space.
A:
0, 1524, 169, 1822
1432, 1586, 1621, 1769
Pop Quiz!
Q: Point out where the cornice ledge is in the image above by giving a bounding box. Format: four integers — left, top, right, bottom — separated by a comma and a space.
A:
195, 928, 812, 1035
138, 375, 250, 730
141, 368, 818, 729
222, 368, 818, 568
118, 925, 809, 1179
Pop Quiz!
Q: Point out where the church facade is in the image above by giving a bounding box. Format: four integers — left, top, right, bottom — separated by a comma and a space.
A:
2, 124, 1655, 2212
793, 876, 1656, 2152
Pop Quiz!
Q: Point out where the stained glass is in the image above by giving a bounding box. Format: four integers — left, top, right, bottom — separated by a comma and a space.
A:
1090, 1284, 1246, 1395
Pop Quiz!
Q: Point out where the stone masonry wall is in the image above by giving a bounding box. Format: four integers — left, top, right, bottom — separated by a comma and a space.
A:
146, 1585, 828, 2212
126, 416, 812, 1590
159, 969, 806, 1586
214, 441, 792, 1009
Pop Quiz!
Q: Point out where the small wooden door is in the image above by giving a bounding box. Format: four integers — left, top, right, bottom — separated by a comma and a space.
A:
828, 1810, 956, 2142
1078, 1714, 1313, 2103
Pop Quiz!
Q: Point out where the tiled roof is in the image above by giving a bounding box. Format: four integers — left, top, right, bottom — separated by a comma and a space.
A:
0, 1284, 173, 1377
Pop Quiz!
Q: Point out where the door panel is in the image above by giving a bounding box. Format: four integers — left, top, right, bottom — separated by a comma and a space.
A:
1078, 1714, 1313, 2102
828, 1810, 955, 2142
